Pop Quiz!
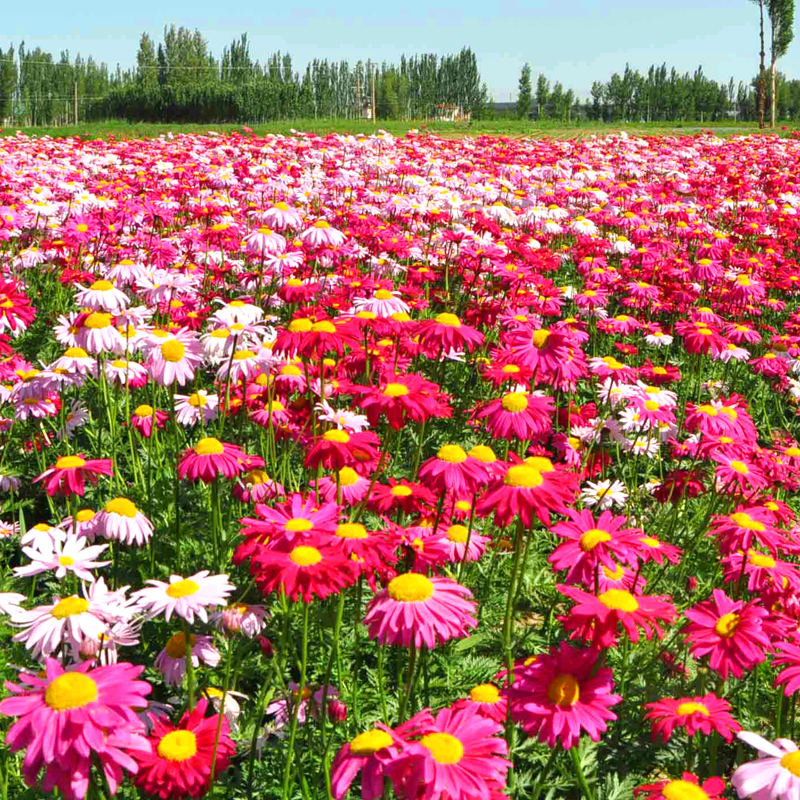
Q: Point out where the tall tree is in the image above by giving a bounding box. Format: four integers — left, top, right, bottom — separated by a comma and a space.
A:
535, 74, 549, 118
768, 0, 795, 125
751, 0, 768, 126
516, 63, 532, 119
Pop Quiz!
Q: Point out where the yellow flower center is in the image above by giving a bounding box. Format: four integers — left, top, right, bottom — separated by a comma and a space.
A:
446, 524, 470, 543
714, 612, 740, 638
64, 347, 89, 358
51, 595, 89, 619
90, 280, 114, 292
781, 751, 800, 777
44, 672, 98, 711
312, 321, 337, 334
729, 460, 749, 474
105, 497, 137, 517
470, 683, 500, 704
598, 589, 639, 612
289, 546, 322, 566
391, 485, 413, 497
785, 447, 800, 457
84, 312, 113, 330
76, 510, 95, 522
233, 349, 256, 361
676, 701, 710, 716
644, 400, 660, 411
59, 556, 75, 566
285, 518, 314, 532
194, 437, 224, 456
503, 465, 543, 488
161, 339, 188, 363
289, 318, 313, 333
323, 429, 350, 443
729, 512, 765, 531
749, 551, 776, 568
374, 289, 394, 300
501, 392, 528, 413
468, 445, 496, 463
420, 732, 464, 764
349, 728, 393, 756
166, 579, 200, 598
336, 523, 368, 539
547, 674, 580, 707
661, 779, 710, 800
337, 467, 359, 486
383, 382, 409, 397
437, 444, 467, 463
56, 455, 86, 470
188, 393, 208, 408
387, 573, 435, 602
313, 219, 331, 228
157, 730, 198, 762
165, 631, 195, 658
134, 404, 154, 417
579, 529, 612, 552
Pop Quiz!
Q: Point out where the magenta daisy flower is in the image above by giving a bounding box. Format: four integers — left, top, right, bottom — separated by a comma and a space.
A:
682, 589, 771, 679
637, 773, 726, 800
34, 454, 113, 497
418, 444, 488, 496
451, 683, 508, 724
385, 704, 511, 800
474, 390, 554, 441
363, 573, 477, 649
0, 658, 151, 795
644, 693, 741, 743
133, 571, 235, 624
155, 631, 221, 686
177, 437, 247, 483
331, 724, 407, 800
509, 641, 622, 749
146, 328, 204, 387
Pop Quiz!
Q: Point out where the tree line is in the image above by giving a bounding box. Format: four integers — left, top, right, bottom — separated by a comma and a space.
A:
0, 28, 490, 125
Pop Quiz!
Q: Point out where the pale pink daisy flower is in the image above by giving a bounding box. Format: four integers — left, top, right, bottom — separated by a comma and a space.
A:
57, 509, 101, 540
133, 571, 236, 624
300, 219, 347, 248
174, 390, 219, 425
54, 313, 82, 347
155, 631, 221, 685
211, 602, 268, 637
216, 348, 264, 383
0, 592, 25, 615
0, 519, 19, 539
352, 290, 410, 318
48, 346, 97, 376
74, 279, 130, 313
14, 395, 57, 421
211, 298, 266, 326
146, 328, 204, 387
77, 619, 142, 665
57, 401, 90, 440
732, 731, 800, 800
77, 311, 124, 355
10, 593, 109, 658
242, 227, 287, 256
262, 202, 304, 230
104, 358, 148, 388
20, 522, 67, 549
363, 574, 478, 649
14, 533, 110, 582
95, 497, 154, 546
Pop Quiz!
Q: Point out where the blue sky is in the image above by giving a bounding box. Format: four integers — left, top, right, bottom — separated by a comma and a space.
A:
5, 0, 795, 100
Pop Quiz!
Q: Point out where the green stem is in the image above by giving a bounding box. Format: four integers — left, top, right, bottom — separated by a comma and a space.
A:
281, 601, 310, 800
569, 745, 595, 800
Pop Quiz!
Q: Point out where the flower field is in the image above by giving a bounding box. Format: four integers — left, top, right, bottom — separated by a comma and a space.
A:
2, 128, 800, 800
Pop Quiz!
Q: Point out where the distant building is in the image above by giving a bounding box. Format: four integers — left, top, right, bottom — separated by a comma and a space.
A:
433, 104, 471, 122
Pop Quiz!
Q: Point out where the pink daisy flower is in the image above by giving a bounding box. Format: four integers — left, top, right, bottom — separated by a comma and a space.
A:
177, 437, 247, 483
95, 497, 154, 546
422, 523, 490, 566
155, 631, 221, 685
732, 732, 800, 800
644, 693, 741, 742
415, 312, 485, 356
682, 589, 771, 679
637, 773, 726, 800
133, 571, 235, 624
363, 573, 477, 649
385, 704, 511, 800
14, 533, 109, 582
418, 444, 488, 496
451, 683, 508, 724
33, 454, 113, 497
131, 404, 169, 438
474, 390, 554, 441
331, 724, 407, 800
313, 467, 371, 506
509, 641, 621, 749
0, 658, 151, 797
146, 328, 204, 387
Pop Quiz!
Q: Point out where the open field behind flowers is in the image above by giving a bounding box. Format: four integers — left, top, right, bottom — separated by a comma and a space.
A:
2, 128, 800, 800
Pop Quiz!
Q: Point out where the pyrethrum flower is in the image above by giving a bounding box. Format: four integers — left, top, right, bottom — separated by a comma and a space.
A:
331, 724, 406, 800
134, 572, 235, 624
95, 497, 154, 546
644, 693, 741, 743
363, 573, 477, 649
732, 732, 800, 800
34, 454, 113, 497
14, 533, 109, 582
178, 437, 247, 483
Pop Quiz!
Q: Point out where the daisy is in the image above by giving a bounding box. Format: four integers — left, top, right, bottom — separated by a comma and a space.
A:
177, 437, 247, 483
95, 497, 154, 546
131, 404, 170, 438
262, 201, 304, 230
49, 346, 98, 376
0, 592, 26, 615
77, 311, 124, 354
418, 445, 488, 496
133, 571, 235, 624
451, 683, 508, 725
146, 328, 204, 387
74, 279, 130, 313
155, 631, 221, 685
14, 533, 109, 582
352, 289, 411, 318
637, 774, 726, 800
682, 589, 771, 679
415, 312, 484, 355
423, 524, 490, 566
300, 219, 347, 248
211, 602, 268, 637
174, 390, 219, 425
732, 732, 800, 800
131, 699, 235, 800
509, 641, 622, 749
33, 454, 113, 497
304, 428, 381, 471
475, 390, 554, 441
363, 573, 477, 649
331, 724, 407, 800
580, 478, 629, 511
386, 705, 511, 800
644, 693, 741, 742
0, 658, 151, 799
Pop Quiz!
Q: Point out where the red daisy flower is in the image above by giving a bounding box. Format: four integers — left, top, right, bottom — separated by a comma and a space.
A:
131, 698, 235, 800
369, 478, 437, 515
418, 445, 488, 496
635, 773, 726, 800
415, 312, 485, 356
509, 641, 622, 749
772, 641, 800, 696
682, 588, 771, 679
34, 454, 113, 497
643, 693, 741, 742
250, 541, 360, 602
349, 373, 449, 429
304, 429, 381, 471
559, 585, 678, 649
473, 390, 554, 441
177, 437, 247, 483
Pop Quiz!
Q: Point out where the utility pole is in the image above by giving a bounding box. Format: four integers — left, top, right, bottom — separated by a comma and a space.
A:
74, 81, 78, 124
371, 64, 376, 125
